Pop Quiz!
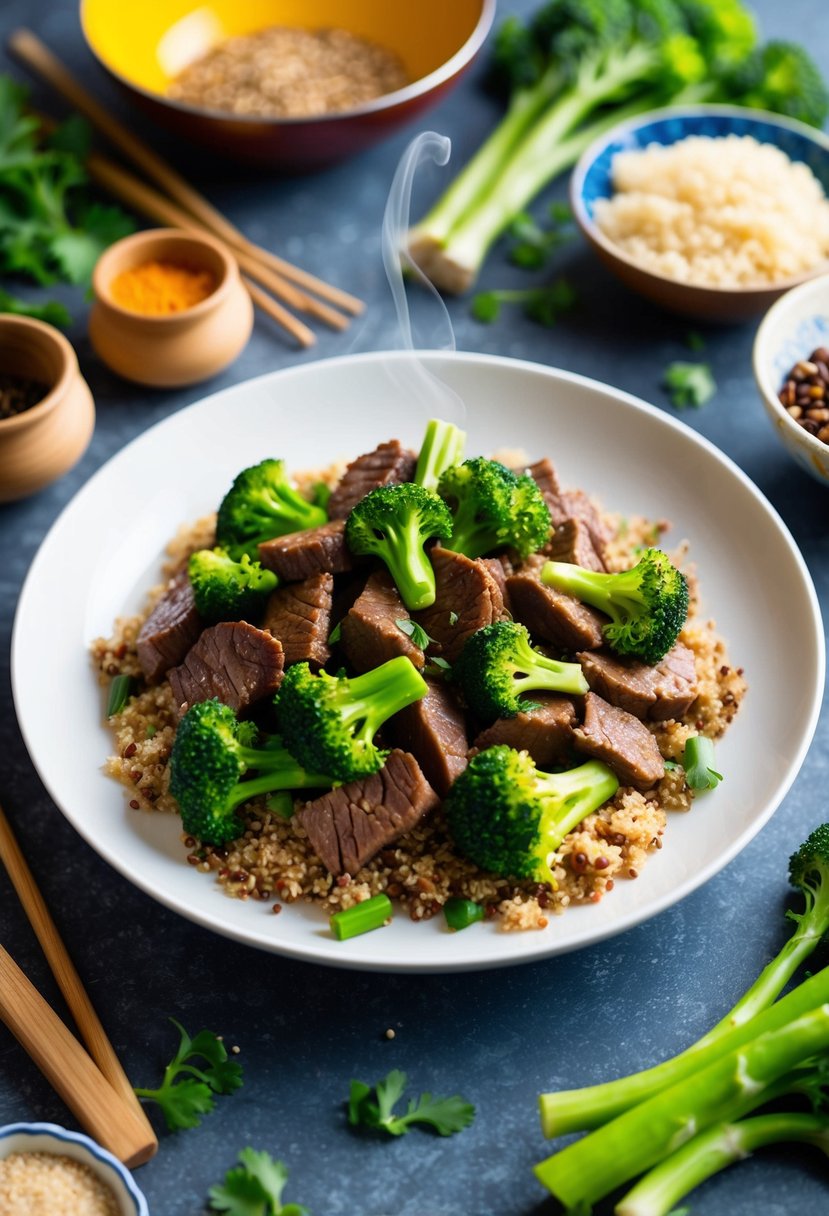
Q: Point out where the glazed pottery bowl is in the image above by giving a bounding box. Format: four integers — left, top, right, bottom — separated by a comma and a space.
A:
0, 314, 94, 503
753, 271, 829, 484
89, 227, 253, 387
0, 1123, 148, 1215
571, 105, 829, 323
80, 0, 496, 170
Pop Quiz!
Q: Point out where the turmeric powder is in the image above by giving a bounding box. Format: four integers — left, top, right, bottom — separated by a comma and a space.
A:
110, 259, 217, 315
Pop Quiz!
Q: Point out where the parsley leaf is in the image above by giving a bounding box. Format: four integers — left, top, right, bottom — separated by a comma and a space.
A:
348, 1068, 475, 1137
0, 287, 70, 326
134, 1019, 243, 1132
395, 618, 436, 650
208, 1149, 309, 1216
662, 361, 716, 409
472, 279, 576, 328
508, 202, 574, 269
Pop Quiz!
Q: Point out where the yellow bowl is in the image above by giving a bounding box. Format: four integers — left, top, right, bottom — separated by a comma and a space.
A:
81, 0, 495, 170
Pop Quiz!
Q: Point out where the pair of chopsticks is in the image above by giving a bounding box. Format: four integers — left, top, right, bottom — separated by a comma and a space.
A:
0, 801, 157, 1167
7, 28, 366, 348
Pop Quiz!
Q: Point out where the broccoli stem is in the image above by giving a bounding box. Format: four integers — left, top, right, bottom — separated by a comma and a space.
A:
378, 514, 441, 611
534, 1003, 829, 1209
338, 656, 428, 743
539, 761, 620, 853
511, 649, 589, 700
542, 559, 643, 620
414, 419, 467, 491
615, 1112, 829, 1216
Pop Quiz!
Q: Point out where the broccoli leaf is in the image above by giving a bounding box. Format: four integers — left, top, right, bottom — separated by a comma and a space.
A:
134, 1019, 243, 1132
348, 1068, 475, 1137
208, 1150, 309, 1216
662, 361, 717, 409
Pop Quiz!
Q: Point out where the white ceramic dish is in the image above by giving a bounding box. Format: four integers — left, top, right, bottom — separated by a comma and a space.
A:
0, 1123, 148, 1215
11, 351, 824, 972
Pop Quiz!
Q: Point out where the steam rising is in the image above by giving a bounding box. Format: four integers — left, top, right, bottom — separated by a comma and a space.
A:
380, 131, 466, 426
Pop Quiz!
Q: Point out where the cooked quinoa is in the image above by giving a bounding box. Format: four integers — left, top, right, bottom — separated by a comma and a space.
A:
92, 469, 746, 933
0, 1152, 120, 1216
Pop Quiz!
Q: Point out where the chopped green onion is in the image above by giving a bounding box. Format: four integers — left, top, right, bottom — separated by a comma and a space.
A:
330, 893, 393, 941
266, 791, 295, 819
106, 673, 135, 716
443, 897, 485, 932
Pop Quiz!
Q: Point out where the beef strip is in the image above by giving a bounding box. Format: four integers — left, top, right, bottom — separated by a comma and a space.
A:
576, 645, 698, 722
327, 439, 417, 519
263, 572, 333, 669
390, 678, 468, 796
481, 556, 512, 614
519, 457, 612, 561
136, 570, 203, 683
521, 457, 561, 502
415, 546, 506, 664
340, 569, 424, 673
472, 695, 577, 767
544, 517, 607, 572
506, 560, 606, 652
572, 692, 665, 790
168, 621, 284, 714
258, 519, 353, 581
296, 749, 439, 876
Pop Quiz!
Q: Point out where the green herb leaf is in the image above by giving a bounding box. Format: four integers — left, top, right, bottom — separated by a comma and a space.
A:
134, 1019, 243, 1132
685, 331, 705, 353
0, 286, 70, 326
347, 1068, 475, 1137
662, 361, 717, 409
508, 203, 574, 269
208, 1150, 309, 1216
471, 290, 501, 323
328, 620, 342, 645
471, 280, 576, 328
395, 618, 436, 650
448, 610, 459, 626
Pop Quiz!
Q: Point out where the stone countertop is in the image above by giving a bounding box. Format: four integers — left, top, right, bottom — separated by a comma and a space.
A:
1, 1, 828, 1213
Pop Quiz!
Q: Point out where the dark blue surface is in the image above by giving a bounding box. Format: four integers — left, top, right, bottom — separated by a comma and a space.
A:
1, 2, 829, 1214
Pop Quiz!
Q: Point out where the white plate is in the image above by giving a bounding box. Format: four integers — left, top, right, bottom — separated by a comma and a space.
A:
12, 351, 824, 972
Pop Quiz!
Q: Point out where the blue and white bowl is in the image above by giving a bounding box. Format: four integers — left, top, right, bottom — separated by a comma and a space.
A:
754, 272, 829, 484
0, 1123, 149, 1215
571, 105, 829, 322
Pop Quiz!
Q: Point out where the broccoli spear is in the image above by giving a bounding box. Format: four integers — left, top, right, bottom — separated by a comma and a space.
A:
188, 548, 277, 623
541, 547, 689, 665
215, 458, 327, 561
345, 483, 452, 611
413, 418, 467, 491
437, 457, 551, 560
444, 745, 619, 884
453, 620, 588, 723
168, 698, 332, 845
274, 656, 428, 783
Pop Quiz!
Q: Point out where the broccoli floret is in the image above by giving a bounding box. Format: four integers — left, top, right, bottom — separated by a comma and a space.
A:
187, 548, 278, 623
437, 457, 551, 560
716, 40, 829, 127
541, 548, 689, 665
274, 656, 429, 783
168, 698, 332, 844
413, 418, 467, 491
345, 483, 452, 611
215, 459, 327, 560
789, 824, 829, 936
453, 620, 589, 722
444, 745, 619, 883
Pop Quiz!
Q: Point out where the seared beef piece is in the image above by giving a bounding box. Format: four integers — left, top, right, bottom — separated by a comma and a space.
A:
544, 517, 607, 572
263, 573, 333, 669
473, 695, 577, 767
390, 678, 468, 796
415, 546, 506, 664
521, 457, 561, 502
577, 645, 698, 722
136, 570, 203, 684
572, 692, 665, 790
296, 749, 439, 876
481, 556, 512, 614
258, 520, 353, 581
341, 569, 424, 673
506, 561, 606, 652
520, 458, 611, 562
168, 622, 284, 714
327, 439, 417, 519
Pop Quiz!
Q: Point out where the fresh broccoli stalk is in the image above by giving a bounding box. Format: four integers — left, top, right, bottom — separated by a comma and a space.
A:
215, 458, 327, 560
444, 745, 619, 884
541, 548, 689, 665
187, 547, 278, 623
538, 824, 829, 1137
168, 698, 332, 844
437, 457, 551, 560
453, 621, 588, 722
413, 418, 467, 491
345, 483, 452, 611
274, 656, 429, 783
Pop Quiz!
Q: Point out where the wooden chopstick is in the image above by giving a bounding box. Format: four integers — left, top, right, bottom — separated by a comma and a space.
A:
7, 28, 366, 318
0, 803, 158, 1161
0, 944, 157, 1167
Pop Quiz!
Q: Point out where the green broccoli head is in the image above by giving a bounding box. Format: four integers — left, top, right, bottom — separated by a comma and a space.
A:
453, 620, 589, 722
274, 656, 429, 783
438, 457, 551, 560
187, 547, 278, 623
215, 459, 328, 561
789, 824, 829, 934
541, 548, 689, 665
444, 745, 619, 883
345, 483, 453, 611
675, 0, 757, 69
718, 40, 829, 127
169, 698, 331, 844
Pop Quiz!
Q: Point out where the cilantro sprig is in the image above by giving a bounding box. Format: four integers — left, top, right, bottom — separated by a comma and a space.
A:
662, 361, 717, 409
348, 1068, 475, 1137
472, 278, 576, 327
134, 1019, 243, 1131
508, 202, 575, 269
208, 1150, 309, 1216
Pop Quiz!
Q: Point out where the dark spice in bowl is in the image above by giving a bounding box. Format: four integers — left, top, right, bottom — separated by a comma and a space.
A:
0, 371, 49, 420
778, 347, 829, 443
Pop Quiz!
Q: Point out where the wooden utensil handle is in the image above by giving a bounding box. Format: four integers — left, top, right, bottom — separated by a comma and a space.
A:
0, 945, 157, 1167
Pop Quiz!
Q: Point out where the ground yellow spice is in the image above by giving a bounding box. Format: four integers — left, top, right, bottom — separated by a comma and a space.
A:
110, 259, 216, 315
